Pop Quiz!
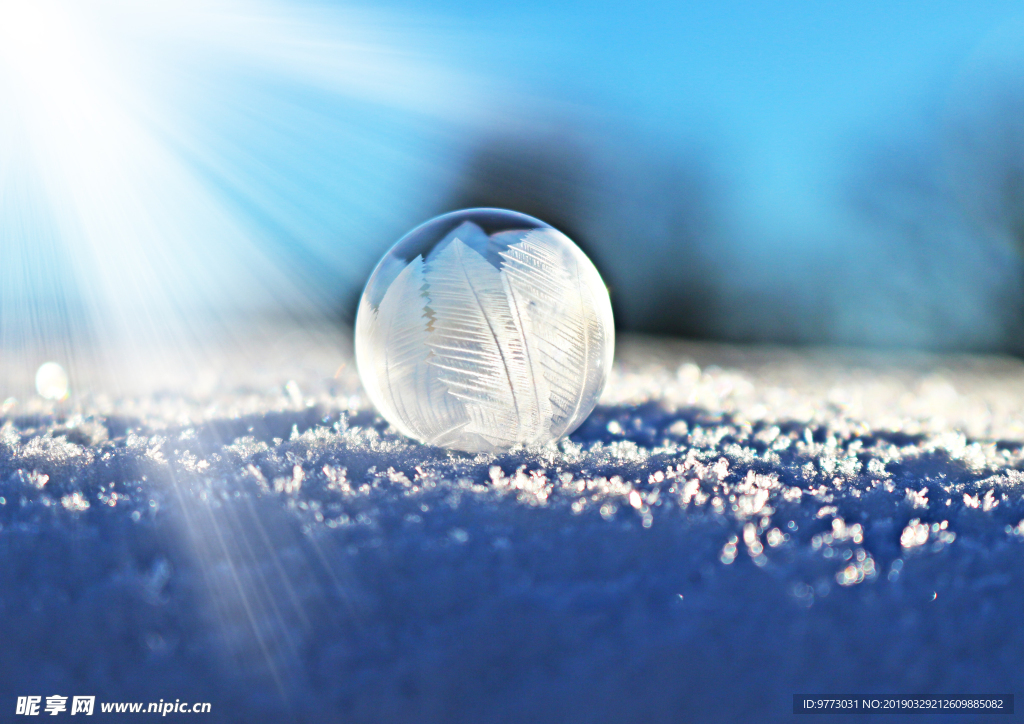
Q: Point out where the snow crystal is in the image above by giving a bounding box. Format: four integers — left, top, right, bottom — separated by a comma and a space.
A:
2, 333, 1024, 721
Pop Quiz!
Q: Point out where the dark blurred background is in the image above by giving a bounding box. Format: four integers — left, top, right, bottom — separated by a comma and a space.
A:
329, 1, 1024, 355
3, 0, 1024, 369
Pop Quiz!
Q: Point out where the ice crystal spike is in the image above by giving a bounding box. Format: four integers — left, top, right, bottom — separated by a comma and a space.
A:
355, 208, 615, 453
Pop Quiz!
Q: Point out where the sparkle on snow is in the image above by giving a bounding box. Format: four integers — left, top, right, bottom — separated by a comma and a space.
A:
2, 335, 1024, 718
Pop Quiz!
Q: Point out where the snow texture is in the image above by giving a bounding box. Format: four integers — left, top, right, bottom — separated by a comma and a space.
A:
3, 334, 1024, 722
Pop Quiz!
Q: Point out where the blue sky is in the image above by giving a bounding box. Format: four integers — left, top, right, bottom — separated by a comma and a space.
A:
380, 0, 1024, 243
2, 0, 1023, 359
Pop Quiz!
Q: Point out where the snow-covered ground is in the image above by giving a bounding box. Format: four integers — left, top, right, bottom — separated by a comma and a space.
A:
3, 333, 1024, 722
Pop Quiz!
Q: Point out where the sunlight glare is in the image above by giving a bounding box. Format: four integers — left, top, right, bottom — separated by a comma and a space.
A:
35, 361, 69, 400
0, 0, 488, 396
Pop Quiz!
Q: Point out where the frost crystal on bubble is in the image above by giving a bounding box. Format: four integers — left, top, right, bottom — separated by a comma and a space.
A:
355, 209, 615, 452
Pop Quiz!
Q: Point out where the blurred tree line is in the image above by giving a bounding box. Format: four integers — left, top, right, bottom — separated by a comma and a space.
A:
429, 80, 1024, 356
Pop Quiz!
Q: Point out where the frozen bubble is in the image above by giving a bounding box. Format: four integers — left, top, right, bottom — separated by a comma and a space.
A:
355, 208, 615, 453
35, 362, 69, 400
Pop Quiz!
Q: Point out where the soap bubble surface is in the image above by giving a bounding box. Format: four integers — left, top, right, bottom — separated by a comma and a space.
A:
356, 208, 614, 453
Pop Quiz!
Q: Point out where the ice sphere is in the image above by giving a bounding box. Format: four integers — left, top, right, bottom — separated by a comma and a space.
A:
355, 208, 615, 453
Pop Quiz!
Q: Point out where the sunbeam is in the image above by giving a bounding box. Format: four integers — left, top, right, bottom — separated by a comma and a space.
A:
0, 0, 497, 690
0, 0, 487, 398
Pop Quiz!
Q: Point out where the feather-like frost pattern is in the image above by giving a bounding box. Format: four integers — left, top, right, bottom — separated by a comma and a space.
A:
424, 237, 547, 448
357, 219, 613, 452
358, 256, 467, 443
433, 220, 494, 261
497, 229, 607, 437
499, 267, 554, 442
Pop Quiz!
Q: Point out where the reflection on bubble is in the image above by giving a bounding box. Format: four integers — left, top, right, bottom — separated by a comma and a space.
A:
36, 362, 69, 400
